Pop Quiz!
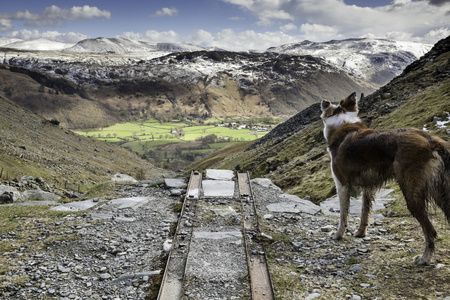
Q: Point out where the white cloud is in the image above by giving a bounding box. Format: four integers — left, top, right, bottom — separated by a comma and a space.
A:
6, 5, 111, 27
299, 23, 341, 41
120, 30, 179, 43
205, 29, 298, 51
423, 27, 450, 43
224, 0, 294, 26
0, 19, 13, 32
151, 7, 178, 17
187, 29, 214, 47
230, 16, 245, 21
222, 0, 450, 44
123, 28, 298, 51
8, 29, 90, 43
280, 23, 297, 32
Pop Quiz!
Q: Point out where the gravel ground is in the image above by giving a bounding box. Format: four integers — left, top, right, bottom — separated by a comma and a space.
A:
251, 180, 450, 300
1, 178, 449, 300
1, 184, 180, 299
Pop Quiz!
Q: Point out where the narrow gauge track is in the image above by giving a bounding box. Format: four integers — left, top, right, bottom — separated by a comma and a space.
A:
238, 172, 275, 300
158, 171, 202, 300
157, 170, 275, 300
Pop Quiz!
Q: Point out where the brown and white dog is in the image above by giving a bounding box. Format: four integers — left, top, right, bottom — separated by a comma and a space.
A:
321, 92, 450, 265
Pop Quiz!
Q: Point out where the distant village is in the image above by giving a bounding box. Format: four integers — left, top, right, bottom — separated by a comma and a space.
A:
215, 122, 271, 132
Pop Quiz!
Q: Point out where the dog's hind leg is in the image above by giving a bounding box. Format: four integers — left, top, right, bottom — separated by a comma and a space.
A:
402, 187, 437, 265
355, 188, 375, 238
333, 184, 351, 240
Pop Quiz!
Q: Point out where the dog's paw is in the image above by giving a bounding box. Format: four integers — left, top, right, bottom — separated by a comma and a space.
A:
332, 232, 343, 240
413, 255, 430, 266
354, 230, 366, 238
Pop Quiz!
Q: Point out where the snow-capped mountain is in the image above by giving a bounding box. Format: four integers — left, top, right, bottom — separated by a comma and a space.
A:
63, 37, 206, 54
0, 37, 23, 47
267, 38, 432, 85
0, 36, 435, 128
64, 37, 157, 53
3, 38, 75, 51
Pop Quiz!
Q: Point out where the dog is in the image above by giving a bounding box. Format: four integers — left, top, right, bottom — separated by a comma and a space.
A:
320, 92, 450, 265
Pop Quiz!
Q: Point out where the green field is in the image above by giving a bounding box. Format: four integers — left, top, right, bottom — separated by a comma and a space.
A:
74, 117, 277, 170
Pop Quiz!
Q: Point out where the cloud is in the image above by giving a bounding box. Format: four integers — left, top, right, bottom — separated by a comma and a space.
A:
422, 27, 450, 43
151, 7, 178, 17
121, 28, 298, 51
187, 29, 214, 47
201, 29, 299, 51
299, 23, 341, 41
0, 19, 13, 32
280, 23, 297, 32
230, 16, 245, 21
428, 0, 450, 6
224, 0, 294, 26
8, 29, 90, 43
221, 0, 450, 44
120, 30, 179, 43
5, 5, 110, 28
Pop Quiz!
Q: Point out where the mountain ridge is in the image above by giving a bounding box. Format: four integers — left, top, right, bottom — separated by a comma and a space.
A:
267, 38, 431, 86
0, 37, 431, 129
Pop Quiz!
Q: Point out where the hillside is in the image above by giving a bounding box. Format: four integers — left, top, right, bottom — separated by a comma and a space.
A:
187, 35, 450, 202
0, 48, 369, 129
0, 94, 167, 185
0, 37, 427, 129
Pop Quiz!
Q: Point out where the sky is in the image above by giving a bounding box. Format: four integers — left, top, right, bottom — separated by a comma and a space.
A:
0, 0, 449, 51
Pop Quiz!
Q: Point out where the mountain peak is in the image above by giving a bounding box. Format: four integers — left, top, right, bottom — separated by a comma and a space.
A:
267, 38, 432, 86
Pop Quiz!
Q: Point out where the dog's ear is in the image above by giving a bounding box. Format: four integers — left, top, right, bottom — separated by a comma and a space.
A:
321, 100, 331, 112
340, 92, 358, 112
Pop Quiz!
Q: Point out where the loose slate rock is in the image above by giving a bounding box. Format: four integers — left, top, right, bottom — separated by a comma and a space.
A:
110, 173, 139, 183
23, 190, 61, 201
251, 178, 282, 191
267, 194, 321, 215
164, 178, 187, 189
52, 198, 101, 212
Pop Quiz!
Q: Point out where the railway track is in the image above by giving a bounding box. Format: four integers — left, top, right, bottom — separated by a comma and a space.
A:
157, 169, 274, 300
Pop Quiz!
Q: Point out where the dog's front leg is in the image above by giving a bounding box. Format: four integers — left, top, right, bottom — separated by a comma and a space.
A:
334, 184, 350, 240
355, 189, 375, 237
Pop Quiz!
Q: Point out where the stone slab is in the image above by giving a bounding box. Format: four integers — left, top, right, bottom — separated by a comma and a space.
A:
2, 200, 58, 207
202, 180, 235, 198
320, 188, 395, 216
164, 178, 187, 189
193, 231, 242, 240
52, 198, 100, 212
205, 169, 235, 181
110, 173, 139, 183
267, 193, 321, 215
23, 190, 61, 201
108, 197, 151, 210
251, 178, 282, 191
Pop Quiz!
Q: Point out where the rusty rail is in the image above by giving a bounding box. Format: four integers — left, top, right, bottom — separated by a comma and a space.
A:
157, 171, 202, 300
238, 172, 275, 300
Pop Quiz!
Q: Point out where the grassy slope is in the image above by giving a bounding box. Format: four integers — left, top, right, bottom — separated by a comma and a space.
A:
0, 95, 166, 184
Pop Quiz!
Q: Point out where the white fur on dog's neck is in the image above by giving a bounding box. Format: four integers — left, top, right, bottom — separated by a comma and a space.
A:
323, 111, 361, 141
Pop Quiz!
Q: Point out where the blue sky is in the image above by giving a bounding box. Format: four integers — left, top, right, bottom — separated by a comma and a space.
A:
1, 0, 449, 50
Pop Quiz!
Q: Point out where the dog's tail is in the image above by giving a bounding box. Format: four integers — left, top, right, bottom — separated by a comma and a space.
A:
430, 137, 450, 223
